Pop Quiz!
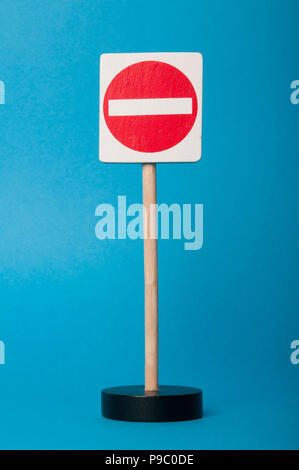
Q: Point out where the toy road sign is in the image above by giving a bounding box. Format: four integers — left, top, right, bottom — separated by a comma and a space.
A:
99, 52, 202, 163
99, 52, 204, 422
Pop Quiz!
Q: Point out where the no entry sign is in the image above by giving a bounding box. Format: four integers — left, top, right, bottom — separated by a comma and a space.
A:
99, 53, 204, 421
99, 53, 202, 163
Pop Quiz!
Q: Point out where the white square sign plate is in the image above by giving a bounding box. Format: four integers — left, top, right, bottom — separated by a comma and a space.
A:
99, 52, 202, 163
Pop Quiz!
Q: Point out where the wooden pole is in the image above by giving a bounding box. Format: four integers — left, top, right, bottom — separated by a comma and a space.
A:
142, 163, 158, 391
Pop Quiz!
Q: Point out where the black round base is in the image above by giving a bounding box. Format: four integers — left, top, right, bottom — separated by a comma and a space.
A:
101, 385, 203, 422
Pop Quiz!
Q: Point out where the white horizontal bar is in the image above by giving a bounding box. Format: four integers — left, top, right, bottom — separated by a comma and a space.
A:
108, 98, 192, 116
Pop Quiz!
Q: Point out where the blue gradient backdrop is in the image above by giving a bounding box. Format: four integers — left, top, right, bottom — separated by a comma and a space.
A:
0, 0, 298, 449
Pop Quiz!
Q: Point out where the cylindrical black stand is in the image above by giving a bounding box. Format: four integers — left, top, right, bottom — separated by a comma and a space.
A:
102, 385, 203, 422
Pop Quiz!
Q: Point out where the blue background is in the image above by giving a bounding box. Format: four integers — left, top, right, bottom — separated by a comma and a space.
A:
0, 0, 298, 450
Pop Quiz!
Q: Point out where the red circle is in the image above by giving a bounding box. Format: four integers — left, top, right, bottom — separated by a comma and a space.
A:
103, 61, 198, 153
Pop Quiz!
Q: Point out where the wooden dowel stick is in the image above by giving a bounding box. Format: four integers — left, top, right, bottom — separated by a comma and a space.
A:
142, 163, 158, 391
